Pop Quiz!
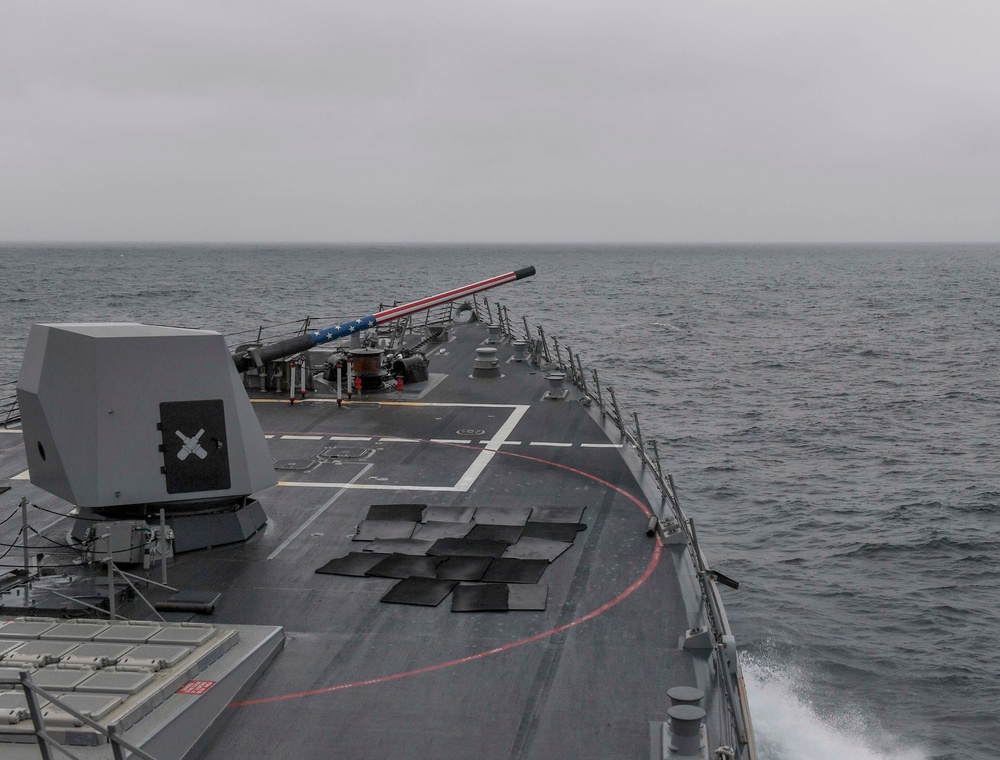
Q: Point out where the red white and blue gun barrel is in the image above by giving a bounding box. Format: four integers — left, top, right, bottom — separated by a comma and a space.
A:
232, 266, 535, 373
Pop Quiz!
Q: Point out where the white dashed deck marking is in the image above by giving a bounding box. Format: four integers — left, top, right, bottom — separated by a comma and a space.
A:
272, 402, 529, 492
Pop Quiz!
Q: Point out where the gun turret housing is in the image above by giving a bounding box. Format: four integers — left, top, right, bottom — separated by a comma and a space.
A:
17, 324, 276, 549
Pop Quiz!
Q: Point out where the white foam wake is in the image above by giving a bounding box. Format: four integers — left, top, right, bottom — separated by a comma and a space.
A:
742, 657, 928, 760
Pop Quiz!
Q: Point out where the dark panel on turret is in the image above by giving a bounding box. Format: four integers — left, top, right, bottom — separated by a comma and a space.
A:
159, 400, 231, 493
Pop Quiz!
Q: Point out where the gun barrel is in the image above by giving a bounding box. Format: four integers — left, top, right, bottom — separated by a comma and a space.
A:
233, 266, 535, 372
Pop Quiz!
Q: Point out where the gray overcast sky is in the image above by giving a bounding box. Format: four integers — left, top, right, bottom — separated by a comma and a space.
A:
2, 1, 998, 243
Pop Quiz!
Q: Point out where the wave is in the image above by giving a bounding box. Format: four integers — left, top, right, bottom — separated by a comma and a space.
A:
742, 654, 931, 760
838, 535, 998, 559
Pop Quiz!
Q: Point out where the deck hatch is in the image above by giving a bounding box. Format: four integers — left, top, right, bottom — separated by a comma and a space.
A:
30, 668, 94, 691
39, 622, 111, 641
0, 620, 60, 639
41, 693, 124, 724
321, 446, 374, 460
148, 625, 218, 647
76, 670, 156, 695
159, 399, 231, 494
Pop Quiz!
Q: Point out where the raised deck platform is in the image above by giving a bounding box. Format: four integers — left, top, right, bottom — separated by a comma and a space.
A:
0, 618, 283, 759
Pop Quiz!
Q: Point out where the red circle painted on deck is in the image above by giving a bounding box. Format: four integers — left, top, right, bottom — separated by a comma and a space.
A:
230, 441, 664, 708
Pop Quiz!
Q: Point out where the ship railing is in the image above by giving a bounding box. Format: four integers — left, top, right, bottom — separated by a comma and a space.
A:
489, 298, 754, 755
470, 294, 516, 338
1, 380, 19, 428
224, 316, 329, 353
16, 670, 159, 760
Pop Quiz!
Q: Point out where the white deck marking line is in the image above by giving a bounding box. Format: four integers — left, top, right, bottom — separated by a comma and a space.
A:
430, 439, 472, 444
12, 470, 30, 480
454, 405, 529, 492
267, 463, 373, 560
264, 435, 275, 439
529, 442, 573, 447
37, 513, 71, 532
255, 399, 518, 409
278, 481, 450, 492
272, 402, 529, 492
0, 429, 23, 434
581, 443, 624, 448
280, 435, 323, 440
328, 436, 372, 441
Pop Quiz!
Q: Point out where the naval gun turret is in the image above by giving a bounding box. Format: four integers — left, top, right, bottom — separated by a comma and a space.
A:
16, 267, 536, 558
18, 323, 277, 554
231, 266, 536, 375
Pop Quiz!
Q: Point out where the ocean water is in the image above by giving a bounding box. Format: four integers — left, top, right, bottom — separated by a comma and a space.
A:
1, 243, 997, 759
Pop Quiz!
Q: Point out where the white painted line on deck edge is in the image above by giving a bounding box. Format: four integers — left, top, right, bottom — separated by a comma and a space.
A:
580, 443, 624, 448
280, 435, 323, 440
529, 442, 573, 447
328, 436, 372, 441
12, 470, 30, 480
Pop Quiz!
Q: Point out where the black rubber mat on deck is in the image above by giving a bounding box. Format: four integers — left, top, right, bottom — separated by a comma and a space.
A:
528, 506, 586, 524
507, 584, 548, 611
422, 506, 476, 523
427, 538, 509, 558
411, 521, 475, 541
434, 556, 492, 581
316, 553, 389, 577
465, 523, 524, 544
353, 520, 417, 541
482, 558, 549, 584
365, 539, 435, 556
380, 578, 457, 607
366, 554, 443, 579
451, 583, 510, 612
471, 507, 534, 526
501, 537, 572, 562
520, 522, 584, 542
366, 503, 427, 522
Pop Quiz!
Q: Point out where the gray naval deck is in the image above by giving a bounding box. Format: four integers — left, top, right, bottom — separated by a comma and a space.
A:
0, 318, 748, 759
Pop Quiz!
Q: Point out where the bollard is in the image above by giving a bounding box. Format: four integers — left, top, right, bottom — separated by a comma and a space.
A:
667, 704, 705, 756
